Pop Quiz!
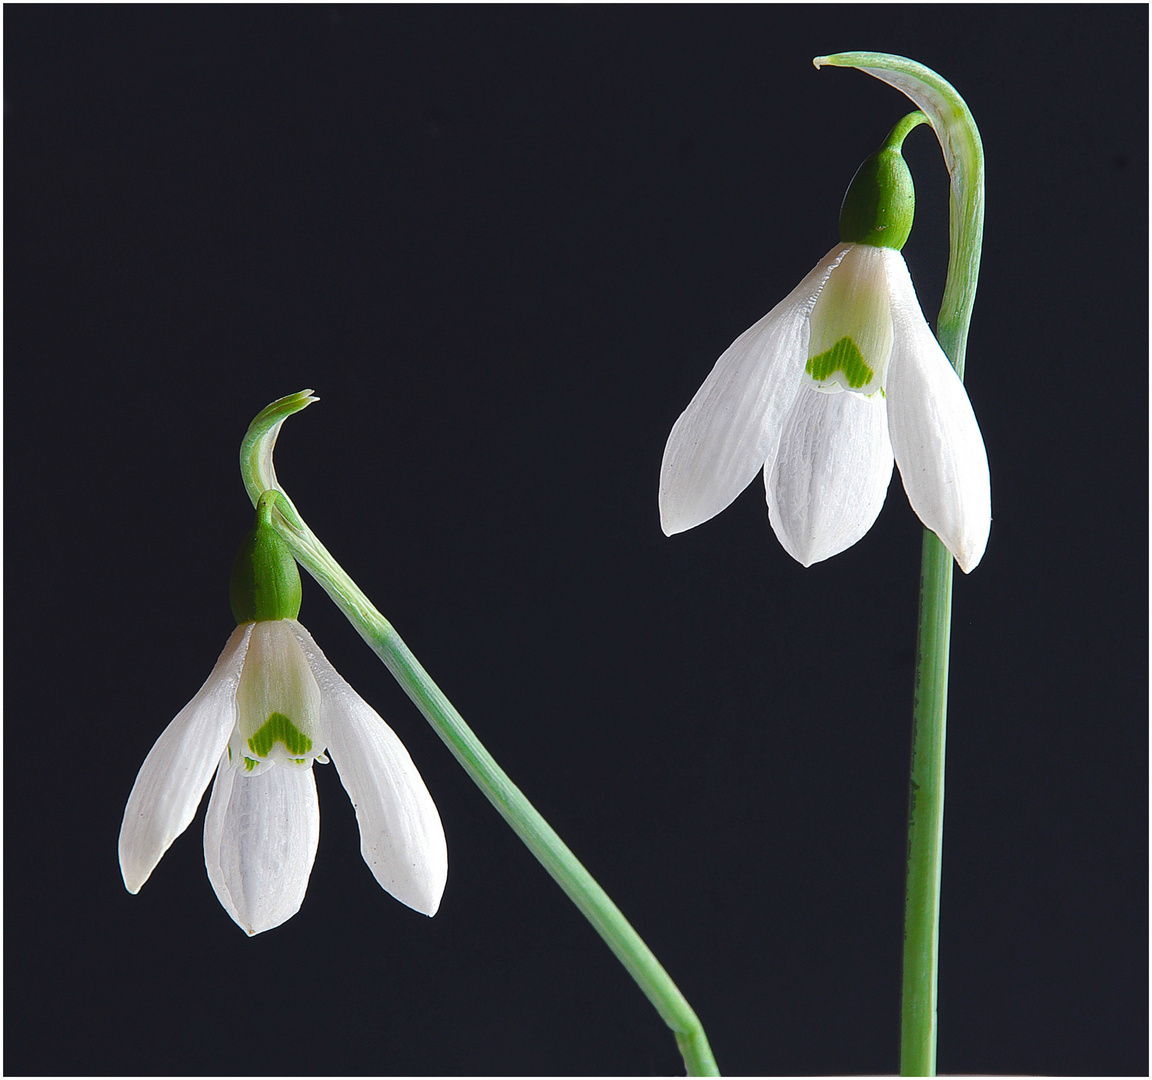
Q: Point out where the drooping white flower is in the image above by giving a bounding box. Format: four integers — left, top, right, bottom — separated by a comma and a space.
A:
119, 498, 447, 935
659, 116, 991, 573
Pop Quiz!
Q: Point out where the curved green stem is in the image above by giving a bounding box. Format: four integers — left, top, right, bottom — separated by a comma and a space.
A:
239, 390, 718, 1077
885, 110, 931, 151
815, 53, 985, 1077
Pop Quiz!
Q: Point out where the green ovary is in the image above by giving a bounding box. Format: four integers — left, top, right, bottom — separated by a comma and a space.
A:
806, 336, 874, 389
248, 712, 313, 758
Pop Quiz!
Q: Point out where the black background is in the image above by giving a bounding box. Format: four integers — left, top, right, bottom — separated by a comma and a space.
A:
5, 6, 1147, 1076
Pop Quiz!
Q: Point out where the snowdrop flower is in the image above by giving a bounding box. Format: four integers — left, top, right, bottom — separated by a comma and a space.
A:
660, 113, 990, 572
119, 495, 447, 935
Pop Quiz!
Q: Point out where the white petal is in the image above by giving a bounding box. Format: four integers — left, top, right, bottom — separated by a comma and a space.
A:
291, 622, 447, 917
203, 758, 320, 935
766, 385, 894, 566
118, 624, 253, 894
884, 252, 991, 572
659, 244, 851, 535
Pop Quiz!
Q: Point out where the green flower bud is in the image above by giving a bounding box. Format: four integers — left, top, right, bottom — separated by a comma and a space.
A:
229, 491, 302, 624
838, 111, 928, 250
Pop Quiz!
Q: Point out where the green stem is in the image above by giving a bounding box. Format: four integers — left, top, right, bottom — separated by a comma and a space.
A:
239, 391, 718, 1077
884, 109, 931, 151
814, 53, 985, 1077
903, 530, 952, 1075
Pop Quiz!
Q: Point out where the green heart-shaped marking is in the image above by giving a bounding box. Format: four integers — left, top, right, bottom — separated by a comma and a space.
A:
806, 336, 874, 389
248, 711, 313, 758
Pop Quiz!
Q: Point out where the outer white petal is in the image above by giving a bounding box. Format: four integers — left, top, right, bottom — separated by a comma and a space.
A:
203, 758, 320, 935
290, 622, 447, 917
659, 244, 851, 535
884, 251, 991, 572
766, 386, 894, 566
118, 623, 254, 894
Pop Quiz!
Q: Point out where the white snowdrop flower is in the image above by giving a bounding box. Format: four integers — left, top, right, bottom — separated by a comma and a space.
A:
660, 114, 990, 572
119, 496, 447, 935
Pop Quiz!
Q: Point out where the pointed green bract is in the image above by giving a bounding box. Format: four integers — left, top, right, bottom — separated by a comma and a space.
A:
230, 491, 303, 624
248, 711, 313, 757
806, 336, 875, 389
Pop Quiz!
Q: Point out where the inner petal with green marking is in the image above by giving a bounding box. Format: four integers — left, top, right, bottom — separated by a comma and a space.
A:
805, 243, 893, 396
229, 619, 324, 771
248, 712, 313, 757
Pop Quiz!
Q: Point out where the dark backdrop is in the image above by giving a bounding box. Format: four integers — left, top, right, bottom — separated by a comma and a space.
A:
5, 6, 1147, 1076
